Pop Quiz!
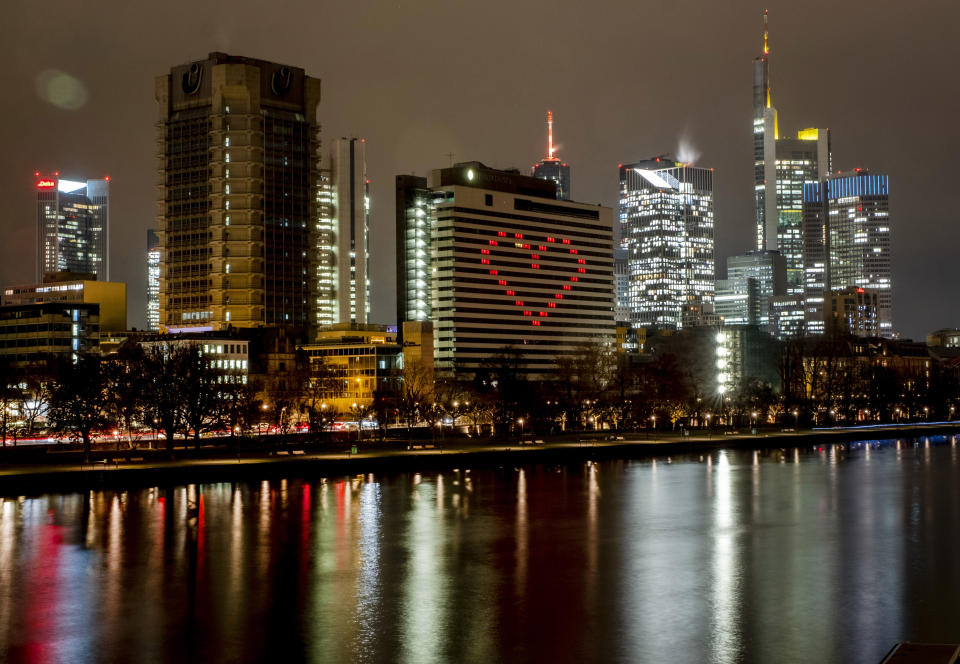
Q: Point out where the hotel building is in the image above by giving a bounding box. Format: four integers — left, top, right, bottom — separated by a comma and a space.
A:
400, 162, 614, 377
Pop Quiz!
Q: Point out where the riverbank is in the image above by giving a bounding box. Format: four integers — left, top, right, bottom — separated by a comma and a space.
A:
0, 422, 957, 495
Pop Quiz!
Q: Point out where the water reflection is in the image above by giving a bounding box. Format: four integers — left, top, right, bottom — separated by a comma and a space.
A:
0, 438, 958, 663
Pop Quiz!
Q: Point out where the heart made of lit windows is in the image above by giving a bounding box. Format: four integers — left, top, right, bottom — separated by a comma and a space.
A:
481, 232, 586, 326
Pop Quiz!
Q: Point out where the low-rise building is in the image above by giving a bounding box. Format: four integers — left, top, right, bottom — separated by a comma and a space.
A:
2, 276, 126, 333
299, 324, 402, 413
0, 302, 100, 364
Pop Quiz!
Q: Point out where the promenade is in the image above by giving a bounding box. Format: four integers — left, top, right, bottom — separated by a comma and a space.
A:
0, 421, 957, 495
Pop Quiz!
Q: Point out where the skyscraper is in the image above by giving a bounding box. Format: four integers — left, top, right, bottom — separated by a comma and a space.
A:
532, 110, 571, 200
155, 53, 321, 333
753, 9, 777, 251
317, 138, 370, 326
403, 161, 614, 377
752, 10, 831, 294
802, 170, 893, 336
619, 157, 715, 329
35, 174, 109, 281
146, 229, 160, 331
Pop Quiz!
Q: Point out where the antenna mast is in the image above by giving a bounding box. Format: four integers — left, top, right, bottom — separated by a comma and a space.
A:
547, 110, 555, 160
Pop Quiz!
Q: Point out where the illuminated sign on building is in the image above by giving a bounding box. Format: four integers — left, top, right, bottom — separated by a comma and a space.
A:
36, 180, 56, 189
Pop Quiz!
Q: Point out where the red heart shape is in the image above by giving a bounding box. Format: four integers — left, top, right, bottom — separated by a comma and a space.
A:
482, 232, 586, 326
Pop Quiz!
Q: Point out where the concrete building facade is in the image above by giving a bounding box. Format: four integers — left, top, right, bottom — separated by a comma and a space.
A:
155, 52, 321, 333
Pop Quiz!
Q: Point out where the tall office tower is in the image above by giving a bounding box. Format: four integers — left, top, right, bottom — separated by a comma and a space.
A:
725, 250, 786, 326
802, 170, 893, 336
618, 157, 715, 329
427, 162, 614, 377
775, 129, 831, 292
753, 9, 778, 251
330, 138, 370, 324
35, 174, 109, 282
322, 138, 370, 325
751, 11, 831, 293
155, 53, 321, 333
395, 174, 437, 333
146, 229, 160, 331
532, 110, 571, 200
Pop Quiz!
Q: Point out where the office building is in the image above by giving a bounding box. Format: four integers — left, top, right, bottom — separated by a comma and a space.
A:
722, 250, 786, 326
715, 325, 781, 397
2, 276, 126, 332
618, 157, 715, 329
769, 294, 805, 339
927, 329, 960, 349
0, 302, 100, 365
751, 11, 831, 294
155, 53, 321, 333
299, 324, 401, 412
35, 174, 109, 282
147, 229, 160, 331
802, 170, 892, 337
426, 162, 614, 376
715, 277, 756, 327
826, 287, 880, 338
532, 110, 571, 200
317, 138, 370, 327
773, 129, 831, 292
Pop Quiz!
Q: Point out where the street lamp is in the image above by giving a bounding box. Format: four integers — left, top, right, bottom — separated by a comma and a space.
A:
518, 417, 524, 438
793, 409, 799, 429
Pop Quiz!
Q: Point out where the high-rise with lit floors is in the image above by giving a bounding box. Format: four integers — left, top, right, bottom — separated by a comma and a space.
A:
619, 157, 715, 329
155, 53, 321, 333
146, 229, 160, 331
532, 110, 571, 200
752, 11, 831, 293
802, 170, 893, 336
35, 174, 109, 281
317, 138, 370, 326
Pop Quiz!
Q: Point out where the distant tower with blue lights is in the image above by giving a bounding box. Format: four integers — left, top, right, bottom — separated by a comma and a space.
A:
802, 170, 892, 337
532, 110, 571, 200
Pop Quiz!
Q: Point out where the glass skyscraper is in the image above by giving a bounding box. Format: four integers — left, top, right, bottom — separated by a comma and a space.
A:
35, 174, 109, 281
803, 170, 893, 337
619, 158, 715, 329
752, 10, 831, 295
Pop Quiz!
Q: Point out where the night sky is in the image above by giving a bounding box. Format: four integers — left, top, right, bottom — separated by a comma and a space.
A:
2, 0, 958, 339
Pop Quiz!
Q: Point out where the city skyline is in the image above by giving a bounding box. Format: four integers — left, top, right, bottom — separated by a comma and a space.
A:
2, 1, 958, 339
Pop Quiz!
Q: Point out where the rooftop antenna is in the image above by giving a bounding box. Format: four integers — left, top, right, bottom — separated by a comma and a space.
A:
445, 152, 455, 166
547, 110, 556, 160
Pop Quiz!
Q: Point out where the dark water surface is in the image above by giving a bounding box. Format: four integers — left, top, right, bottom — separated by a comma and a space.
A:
2, 436, 959, 663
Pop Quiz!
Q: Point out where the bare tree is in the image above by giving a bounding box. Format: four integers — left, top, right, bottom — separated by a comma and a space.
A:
47, 354, 110, 462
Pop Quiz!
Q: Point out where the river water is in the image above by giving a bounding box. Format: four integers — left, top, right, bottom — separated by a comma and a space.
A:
1, 436, 958, 663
